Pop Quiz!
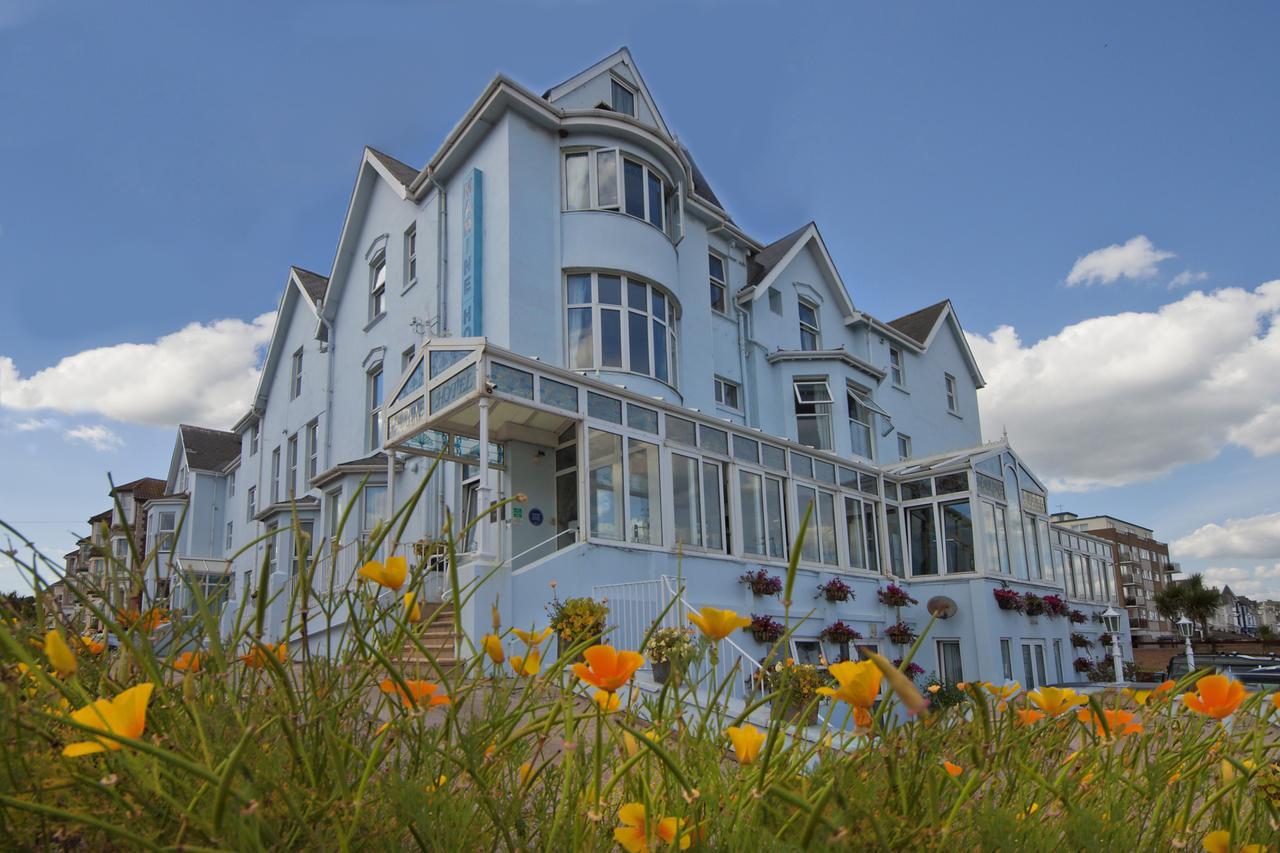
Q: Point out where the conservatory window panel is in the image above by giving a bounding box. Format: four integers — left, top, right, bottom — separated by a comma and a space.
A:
907, 505, 938, 576
672, 454, 702, 549
565, 152, 589, 210
627, 439, 661, 546
941, 499, 975, 574
796, 485, 821, 564
588, 430, 624, 541
863, 501, 880, 573
764, 476, 787, 560
739, 470, 766, 557
595, 150, 618, 209
886, 506, 906, 578
702, 462, 725, 552
844, 496, 866, 571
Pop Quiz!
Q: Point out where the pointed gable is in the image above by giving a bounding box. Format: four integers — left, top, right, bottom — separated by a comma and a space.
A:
887, 300, 949, 346
542, 47, 673, 140
740, 222, 857, 320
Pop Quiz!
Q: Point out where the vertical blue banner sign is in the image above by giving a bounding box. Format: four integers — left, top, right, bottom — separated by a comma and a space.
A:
461, 168, 484, 337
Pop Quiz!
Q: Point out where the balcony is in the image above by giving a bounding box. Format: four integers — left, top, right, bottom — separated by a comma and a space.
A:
1165, 562, 1181, 574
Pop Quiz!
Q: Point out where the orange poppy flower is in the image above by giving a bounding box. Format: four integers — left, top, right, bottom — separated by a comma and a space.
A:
572, 644, 644, 693
943, 760, 963, 777
378, 678, 450, 708
1076, 707, 1143, 739
174, 651, 203, 672
1015, 708, 1046, 726
1182, 674, 1245, 720
239, 642, 287, 668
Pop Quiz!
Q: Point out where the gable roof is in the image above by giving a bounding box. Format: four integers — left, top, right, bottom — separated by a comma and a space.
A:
291, 266, 328, 307
110, 477, 167, 502
366, 146, 420, 193
887, 300, 949, 346
541, 47, 673, 140
179, 424, 240, 472
679, 144, 726, 216
740, 222, 858, 320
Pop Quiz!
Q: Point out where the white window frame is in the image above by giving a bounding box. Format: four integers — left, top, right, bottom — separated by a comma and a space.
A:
228, 469, 235, 497
369, 253, 387, 320
610, 75, 636, 116
404, 223, 417, 288
793, 379, 834, 451
367, 366, 384, 452
249, 423, 259, 455
286, 434, 298, 498
798, 298, 820, 351
270, 447, 281, 504
714, 376, 741, 412
897, 433, 912, 461
305, 421, 319, 483
847, 390, 874, 461
561, 148, 670, 235
736, 466, 788, 561
225, 521, 233, 551
944, 372, 958, 413
937, 639, 964, 684
794, 482, 839, 567
889, 347, 906, 387
668, 450, 727, 555
290, 348, 303, 399
246, 486, 256, 522
708, 251, 727, 314
564, 271, 679, 388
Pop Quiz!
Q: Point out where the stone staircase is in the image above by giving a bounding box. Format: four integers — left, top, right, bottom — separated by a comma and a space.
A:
400, 600, 459, 672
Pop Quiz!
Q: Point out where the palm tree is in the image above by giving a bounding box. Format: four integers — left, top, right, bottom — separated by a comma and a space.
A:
1180, 575, 1221, 639
1258, 625, 1276, 653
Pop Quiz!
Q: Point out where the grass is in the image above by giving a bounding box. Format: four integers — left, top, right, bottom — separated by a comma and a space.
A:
1, 480, 1278, 851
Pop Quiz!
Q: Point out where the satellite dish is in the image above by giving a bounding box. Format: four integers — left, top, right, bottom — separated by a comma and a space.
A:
927, 596, 958, 619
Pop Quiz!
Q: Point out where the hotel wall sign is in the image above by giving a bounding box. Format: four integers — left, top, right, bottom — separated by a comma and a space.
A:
461, 168, 484, 337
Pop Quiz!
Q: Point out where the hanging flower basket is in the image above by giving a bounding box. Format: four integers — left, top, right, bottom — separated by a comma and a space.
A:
748, 614, 785, 644
1073, 656, 1094, 673
884, 621, 917, 646
1070, 632, 1092, 649
1041, 595, 1069, 618
993, 587, 1024, 612
1022, 593, 1046, 617
892, 658, 925, 680
1068, 609, 1088, 624
740, 569, 783, 597
877, 583, 918, 609
818, 620, 862, 645
1098, 632, 1114, 647
816, 577, 854, 603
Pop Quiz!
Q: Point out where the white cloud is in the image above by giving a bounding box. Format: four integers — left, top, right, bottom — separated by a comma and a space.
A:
12, 417, 57, 432
1174, 512, 1280, 561
0, 313, 275, 429
1201, 564, 1280, 601
1065, 235, 1175, 287
63, 424, 123, 451
1169, 270, 1209, 289
967, 281, 1280, 491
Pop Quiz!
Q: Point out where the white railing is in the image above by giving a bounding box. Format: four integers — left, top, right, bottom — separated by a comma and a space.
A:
591, 575, 763, 701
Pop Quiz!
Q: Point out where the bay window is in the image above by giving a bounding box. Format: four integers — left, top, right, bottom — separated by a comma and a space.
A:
562, 148, 670, 233
793, 379, 833, 450
566, 272, 678, 385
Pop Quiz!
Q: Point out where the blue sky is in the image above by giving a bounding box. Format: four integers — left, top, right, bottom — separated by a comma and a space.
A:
2, 1, 1279, 597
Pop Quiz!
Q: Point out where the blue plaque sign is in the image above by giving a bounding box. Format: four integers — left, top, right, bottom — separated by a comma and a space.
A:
461, 168, 483, 337
528, 508, 544, 527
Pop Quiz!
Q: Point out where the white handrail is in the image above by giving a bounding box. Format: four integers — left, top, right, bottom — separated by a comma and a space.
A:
660, 575, 763, 696
508, 527, 577, 569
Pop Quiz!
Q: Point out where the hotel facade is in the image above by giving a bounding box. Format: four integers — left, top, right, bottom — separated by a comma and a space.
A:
145, 49, 1131, 693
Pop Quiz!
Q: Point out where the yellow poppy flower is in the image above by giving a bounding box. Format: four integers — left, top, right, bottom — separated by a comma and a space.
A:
865, 651, 928, 716
357, 556, 407, 590
510, 648, 542, 677
425, 774, 449, 792
44, 630, 77, 678
726, 724, 765, 765
817, 659, 882, 709
518, 761, 534, 786
983, 681, 1020, 700
63, 683, 154, 757
404, 592, 423, 623
482, 633, 505, 664
512, 626, 554, 647
1203, 830, 1266, 853
1026, 686, 1087, 717
593, 689, 621, 713
1124, 679, 1175, 706
686, 607, 751, 641
1182, 674, 1246, 720
614, 803, 689, 853
573, 644, 644, 693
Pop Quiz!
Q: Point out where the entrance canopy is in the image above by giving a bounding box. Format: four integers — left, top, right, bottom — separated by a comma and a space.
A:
383, 338, 584, 464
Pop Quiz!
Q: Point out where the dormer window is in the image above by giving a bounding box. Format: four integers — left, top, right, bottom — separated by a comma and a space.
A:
611, 77, 636, 116
798, 299, 820, 351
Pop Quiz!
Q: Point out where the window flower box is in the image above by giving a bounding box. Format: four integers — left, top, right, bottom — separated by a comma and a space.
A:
740, 569, 783, 597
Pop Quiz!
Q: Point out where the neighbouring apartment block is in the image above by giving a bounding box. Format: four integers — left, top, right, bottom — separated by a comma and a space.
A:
138, 49, 1133, 693
1051, 513, 1176, 642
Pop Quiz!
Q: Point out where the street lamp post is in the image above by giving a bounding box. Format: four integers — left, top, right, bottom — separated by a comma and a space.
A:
1102, 607, 1123, 684
1178, 616, 1196, 672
